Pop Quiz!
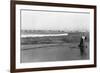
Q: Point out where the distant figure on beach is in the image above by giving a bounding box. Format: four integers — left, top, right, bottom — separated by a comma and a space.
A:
78, 35, 87, 56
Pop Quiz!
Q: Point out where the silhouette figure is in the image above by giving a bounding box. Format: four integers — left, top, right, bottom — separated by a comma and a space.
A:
78, 35, 86, 56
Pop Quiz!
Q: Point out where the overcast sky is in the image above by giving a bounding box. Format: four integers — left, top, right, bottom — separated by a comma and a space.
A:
21, 10, 90, 32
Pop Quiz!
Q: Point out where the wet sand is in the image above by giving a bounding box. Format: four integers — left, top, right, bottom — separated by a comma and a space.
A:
21, 43, 89, 63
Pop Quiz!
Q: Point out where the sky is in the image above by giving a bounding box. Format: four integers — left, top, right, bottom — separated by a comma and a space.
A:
21, 10, 90, 32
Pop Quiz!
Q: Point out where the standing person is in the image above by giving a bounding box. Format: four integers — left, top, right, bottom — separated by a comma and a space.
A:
78, 35, 86, 56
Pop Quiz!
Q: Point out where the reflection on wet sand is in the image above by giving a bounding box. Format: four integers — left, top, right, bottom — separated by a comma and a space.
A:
21, 43, 89, 63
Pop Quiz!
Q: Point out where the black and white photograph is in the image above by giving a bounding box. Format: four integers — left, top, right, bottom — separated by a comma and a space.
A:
21, 9, 90, 63
11, 1, 96, 72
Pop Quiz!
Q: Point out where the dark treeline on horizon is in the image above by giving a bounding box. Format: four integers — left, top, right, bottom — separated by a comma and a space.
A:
21, 29, 89, 33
